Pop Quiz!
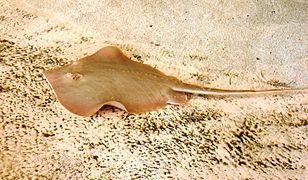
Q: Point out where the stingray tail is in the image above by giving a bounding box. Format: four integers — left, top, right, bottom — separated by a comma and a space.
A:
172, 83, 308, 96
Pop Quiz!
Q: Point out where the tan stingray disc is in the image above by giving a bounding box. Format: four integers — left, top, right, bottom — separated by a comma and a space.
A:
44, 46, 307, 117
44, 46, 187, 116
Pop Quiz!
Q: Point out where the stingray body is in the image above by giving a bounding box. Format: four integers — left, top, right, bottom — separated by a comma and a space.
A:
44, 46, 307, 116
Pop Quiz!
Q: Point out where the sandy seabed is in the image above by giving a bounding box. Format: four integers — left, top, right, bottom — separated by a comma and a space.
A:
0, 0, 307, 179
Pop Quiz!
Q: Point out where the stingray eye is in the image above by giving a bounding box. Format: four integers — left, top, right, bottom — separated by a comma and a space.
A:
65, 72, 83, 81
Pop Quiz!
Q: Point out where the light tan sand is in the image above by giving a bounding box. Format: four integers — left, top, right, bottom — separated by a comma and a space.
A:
1, 0, 307, 179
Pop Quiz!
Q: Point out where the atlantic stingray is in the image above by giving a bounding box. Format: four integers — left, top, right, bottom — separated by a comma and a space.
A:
44, 46, 307, 116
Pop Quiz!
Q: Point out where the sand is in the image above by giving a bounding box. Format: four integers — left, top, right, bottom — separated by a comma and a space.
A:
0, 0, 307, 179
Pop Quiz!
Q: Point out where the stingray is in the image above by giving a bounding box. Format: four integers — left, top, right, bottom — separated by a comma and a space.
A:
43, 46, 307, 116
